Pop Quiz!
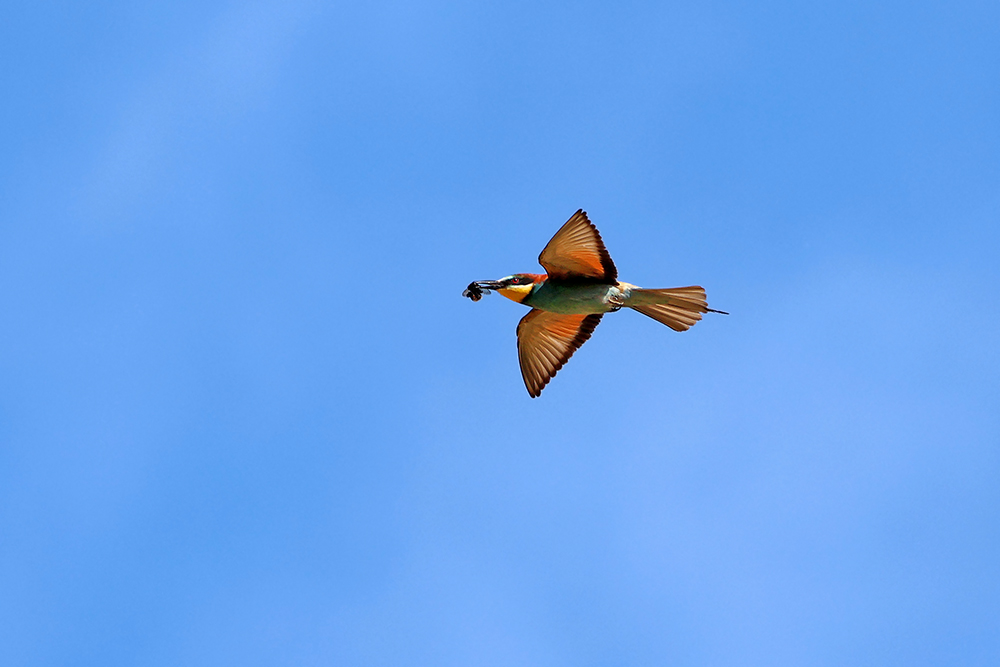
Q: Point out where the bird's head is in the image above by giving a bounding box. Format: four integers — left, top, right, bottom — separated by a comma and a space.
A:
465, 274, 544, 303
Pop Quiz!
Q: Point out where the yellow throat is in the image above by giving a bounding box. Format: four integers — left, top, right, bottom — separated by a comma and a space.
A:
497, 284, 533, 303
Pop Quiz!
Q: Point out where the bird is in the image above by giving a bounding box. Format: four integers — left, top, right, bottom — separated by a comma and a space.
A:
464, 209, 727, 397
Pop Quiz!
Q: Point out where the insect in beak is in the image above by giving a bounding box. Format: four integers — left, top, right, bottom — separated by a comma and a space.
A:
463, 280, 505, 301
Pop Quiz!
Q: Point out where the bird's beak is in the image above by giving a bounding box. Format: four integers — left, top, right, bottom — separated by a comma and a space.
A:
473, 280, 506, 290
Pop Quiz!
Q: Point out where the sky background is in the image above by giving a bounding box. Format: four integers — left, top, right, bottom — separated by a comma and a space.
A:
2, 1, 999, 665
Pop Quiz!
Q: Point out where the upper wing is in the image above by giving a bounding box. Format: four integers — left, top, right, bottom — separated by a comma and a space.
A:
538, 209, 617, 282
516, 309, 603, 398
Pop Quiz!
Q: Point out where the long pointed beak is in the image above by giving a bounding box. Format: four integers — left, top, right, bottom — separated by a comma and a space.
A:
473, 280, 505, 290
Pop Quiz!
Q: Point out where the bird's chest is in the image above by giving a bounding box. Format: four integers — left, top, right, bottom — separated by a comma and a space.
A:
524, 283, 623, 314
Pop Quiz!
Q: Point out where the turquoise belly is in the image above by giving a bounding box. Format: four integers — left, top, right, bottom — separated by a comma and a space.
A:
524, 283, 628, 314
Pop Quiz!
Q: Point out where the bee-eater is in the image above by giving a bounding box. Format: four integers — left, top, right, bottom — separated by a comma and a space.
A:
464, 209, 726, 397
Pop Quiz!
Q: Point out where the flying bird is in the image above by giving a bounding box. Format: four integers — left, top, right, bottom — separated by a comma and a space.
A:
464, 209, 727, 397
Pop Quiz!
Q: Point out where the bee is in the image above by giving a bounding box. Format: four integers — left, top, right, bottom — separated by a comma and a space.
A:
462, 282, 486, 301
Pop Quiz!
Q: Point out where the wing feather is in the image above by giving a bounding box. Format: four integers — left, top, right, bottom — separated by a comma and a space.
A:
516, 309, 603, 397
538, 210, 617, 282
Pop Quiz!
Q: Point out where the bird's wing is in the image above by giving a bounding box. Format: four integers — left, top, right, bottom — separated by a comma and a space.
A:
516, 309, 603, 397
538, 209, 617, 282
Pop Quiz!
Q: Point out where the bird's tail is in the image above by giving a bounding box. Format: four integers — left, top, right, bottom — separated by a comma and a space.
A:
626, 286, 728, 332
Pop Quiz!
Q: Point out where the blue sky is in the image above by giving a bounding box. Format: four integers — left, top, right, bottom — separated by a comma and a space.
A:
2, 1, 998, 665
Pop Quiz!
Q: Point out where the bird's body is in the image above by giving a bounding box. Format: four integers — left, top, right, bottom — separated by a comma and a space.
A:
464, 210, 726, 397
499, 279, 627, 314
